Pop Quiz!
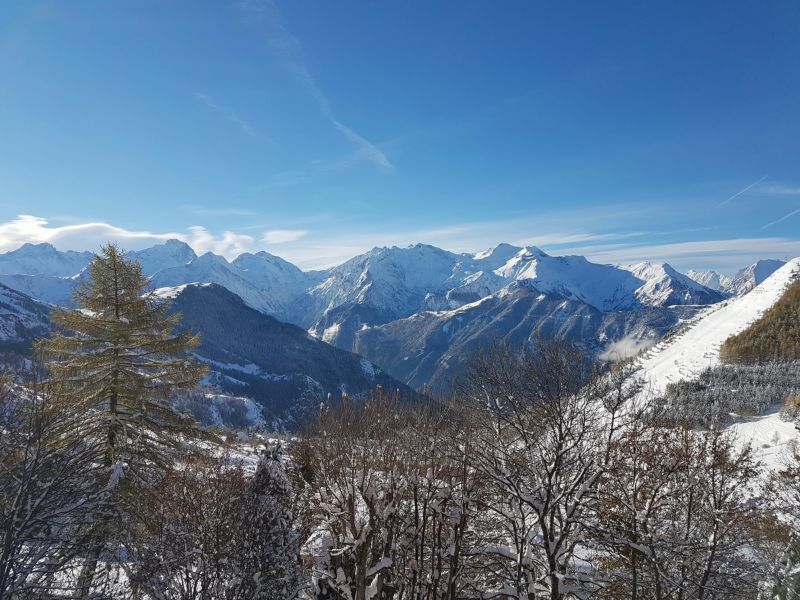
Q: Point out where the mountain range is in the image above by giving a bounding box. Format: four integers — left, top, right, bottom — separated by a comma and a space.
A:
0, 278, 413, 428
0, 240, 788, 397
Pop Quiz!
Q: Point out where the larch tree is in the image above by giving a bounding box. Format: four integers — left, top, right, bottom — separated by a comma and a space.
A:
35, 242, 207, 596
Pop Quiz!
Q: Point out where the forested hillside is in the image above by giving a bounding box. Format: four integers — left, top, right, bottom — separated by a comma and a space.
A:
721, 280, 800, 363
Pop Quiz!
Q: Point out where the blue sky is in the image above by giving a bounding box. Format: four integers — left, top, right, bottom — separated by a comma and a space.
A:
1, 1, 799, 272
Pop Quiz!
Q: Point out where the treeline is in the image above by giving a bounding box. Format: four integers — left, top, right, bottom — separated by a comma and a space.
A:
720, 279, 800, 363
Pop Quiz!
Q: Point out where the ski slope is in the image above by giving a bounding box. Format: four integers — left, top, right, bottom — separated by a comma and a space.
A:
634, 256, 800, 467
636, 256, 800, 397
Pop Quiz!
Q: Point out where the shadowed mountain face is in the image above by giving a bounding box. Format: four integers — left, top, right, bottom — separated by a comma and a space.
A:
169, 283, 416, 428
0, 280, 413, 430
353, 281, 702, 390
0, 283, 51, 354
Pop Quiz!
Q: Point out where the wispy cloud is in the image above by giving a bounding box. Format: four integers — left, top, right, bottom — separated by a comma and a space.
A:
182, 205, 257, 217
560, 237, 800, 272
0, 215, 255, 260
262, 229, 308, 244
1, 213, 797, 274
187, 226, 254, 257
717, 175, 768, 207
195, 92, 257, 137
514, 231, 649, 248
238, 0, 392, 171
761, 184, 800, 196
762, 207, 800, 230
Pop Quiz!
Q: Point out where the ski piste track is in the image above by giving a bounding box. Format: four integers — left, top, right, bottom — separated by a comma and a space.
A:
634, 257, 800, 467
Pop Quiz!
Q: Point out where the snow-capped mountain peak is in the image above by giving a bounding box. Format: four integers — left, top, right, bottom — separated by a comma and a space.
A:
728, 259, 786, 296
493, 250, 641, 311
621, 261, 725, 306
232, 250, 305, 276
473, 243, 524, 267
131, 239, 197, 275
685, 269, 732, 293
0, 242, 92, 277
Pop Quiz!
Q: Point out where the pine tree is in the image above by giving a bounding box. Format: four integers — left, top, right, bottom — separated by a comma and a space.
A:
35, 243, 207, 595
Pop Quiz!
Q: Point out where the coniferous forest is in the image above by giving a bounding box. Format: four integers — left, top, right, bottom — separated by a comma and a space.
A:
721, 281, 800, 363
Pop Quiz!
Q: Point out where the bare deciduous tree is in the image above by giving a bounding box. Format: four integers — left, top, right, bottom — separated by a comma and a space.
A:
0, 373, 108, 599
456, 339, 629, 599
594, 424, 766, 599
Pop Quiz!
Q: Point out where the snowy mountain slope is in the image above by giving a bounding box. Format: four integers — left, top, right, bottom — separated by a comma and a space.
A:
0, 243, 91, 277
0, 240, 733, 379
150, 250, 320, 316
0, 277, 415, 429
299, 243, 726, 348
231, 251, 321, 311
150, 252, 285, 314
472, 242, 525, 269
304, 244, 470, 318
624, 262, 726, 306
0, 240, 730, 323
130, 239, 197, 274
685, 269, 732, 293
496, 248, 644, 311
727, 259, 786, 296
0, 283, 51, 352
0, 240, 200, 307
0, 272, 84, 307
292, 244, 492, 346
355, 281, 702, 390
172, 390, 268, 430
169, 283, 417, 428
635, 257, 800, 397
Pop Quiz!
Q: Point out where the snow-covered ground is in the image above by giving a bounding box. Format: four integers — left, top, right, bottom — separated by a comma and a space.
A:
636, 257, 800, 396
634, 256, 800, 467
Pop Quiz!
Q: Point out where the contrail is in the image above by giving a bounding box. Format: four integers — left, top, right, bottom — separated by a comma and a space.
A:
762, 207, 800, 230
718, 175, 768, 207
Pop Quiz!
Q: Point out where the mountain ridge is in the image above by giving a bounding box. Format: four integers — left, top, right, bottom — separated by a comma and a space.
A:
0, 240, 788, 391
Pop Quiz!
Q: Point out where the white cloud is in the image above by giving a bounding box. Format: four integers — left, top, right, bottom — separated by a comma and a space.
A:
186, 226, 255, 257
761, 184, 800, 196
599, 335, 655, 362
0, 215, 255, 260
0, 215, 180, 252
262, 229, 308, 244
